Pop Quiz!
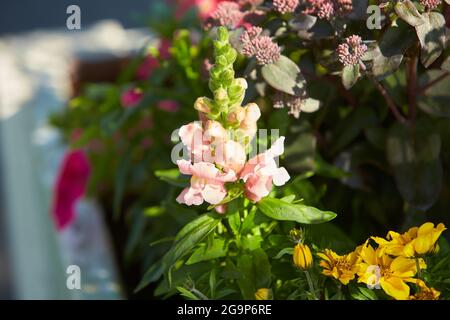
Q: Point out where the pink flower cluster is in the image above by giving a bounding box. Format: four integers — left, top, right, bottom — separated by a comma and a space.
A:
241, 26, 281, 65
121, 88, 143, 108
176, 102, 290, 210
210, 1, 245, 28
336, 35, 368, 67
420, 0, 441, 9
273, 0, 299, 14
302, 0, 353, 20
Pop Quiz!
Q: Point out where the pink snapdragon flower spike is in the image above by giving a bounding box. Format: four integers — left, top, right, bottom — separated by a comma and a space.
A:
176, 160, 237, 205
214, 140, 247, 174
158, 99, 180, 112
240, 137, 290, 202
52, 150, 91, 231
121, 88, 143, 108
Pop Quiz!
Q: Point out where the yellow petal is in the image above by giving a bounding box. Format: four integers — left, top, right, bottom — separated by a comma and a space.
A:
390, 257, 416, 278
380, 277, 410, 300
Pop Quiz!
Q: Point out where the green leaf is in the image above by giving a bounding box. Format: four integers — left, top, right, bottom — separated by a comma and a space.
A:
176, 287, 200, 300
186, 239, 227, 265
274, 247, 294, 259
442, 55, 450, 72
301, 98, 321, 113
395, 0, 425, 27
261, 55, 306, 96
415, 12, 446, 68
236, 249, 271, 299
379, 21, 417, 57
386, 119, 443, 210
257, 198, 337, 224
154, 168, 189, 187
113, 152, 130, 219
349, 283, 378, 300
342, 64, 360, 89
330, 107, 377, 155
143, 206, 165, 217
418, 70, 450, 117
289, 14, 317, 31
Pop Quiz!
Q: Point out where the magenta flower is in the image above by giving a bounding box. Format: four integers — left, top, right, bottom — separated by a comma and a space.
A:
136, 56, 159, 80
158, 99, 180, 112
121, 88, 143, 108
336, 35, 368, 66
175, 0, 224, 20
158, 38, 172, 60
273, 0, 299, 14
176, 160, 237, 206
240, 137, 290, 202
52, 150, 91, 231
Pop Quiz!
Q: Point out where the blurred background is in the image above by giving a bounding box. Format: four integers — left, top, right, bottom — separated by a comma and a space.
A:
0, 0, 157, 299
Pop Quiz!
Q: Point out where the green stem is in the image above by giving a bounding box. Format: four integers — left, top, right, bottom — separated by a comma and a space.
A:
304, 270, 317, 300
415, 257, 422, 279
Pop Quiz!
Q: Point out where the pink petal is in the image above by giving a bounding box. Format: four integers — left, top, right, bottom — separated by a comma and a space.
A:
52, 150, 91, 231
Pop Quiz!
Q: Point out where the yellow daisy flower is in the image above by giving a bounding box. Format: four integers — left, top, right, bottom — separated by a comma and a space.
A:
357, 243, 425, 300
317, 246, 361, 285
372, 222, 446, 258
409, 280, 440, 300
293, 243, 313, 270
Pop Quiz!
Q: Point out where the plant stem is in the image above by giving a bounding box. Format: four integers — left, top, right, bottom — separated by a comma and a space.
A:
304, 270, 317, 300
418, 71, 449, 94
370, 78, 407, 123
415, 257, 422, 280
406, 55, 418, 121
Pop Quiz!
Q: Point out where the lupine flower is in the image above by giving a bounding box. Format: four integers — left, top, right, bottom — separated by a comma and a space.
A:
410, 280, 441, 300
357, 244, 425, 300
176, 160, 237, 205
52, 150, 91, 231
240, 137, 290, 202
372, 222, 446, 258
317, 247, 362, 285
336, 35, 368, 66
420, 0, 441, 9
210, 1, 245, 28
273, 0, 299, 14
158, 99, 180, 112
293, 243, 313, 270
121, 88, 143, 108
